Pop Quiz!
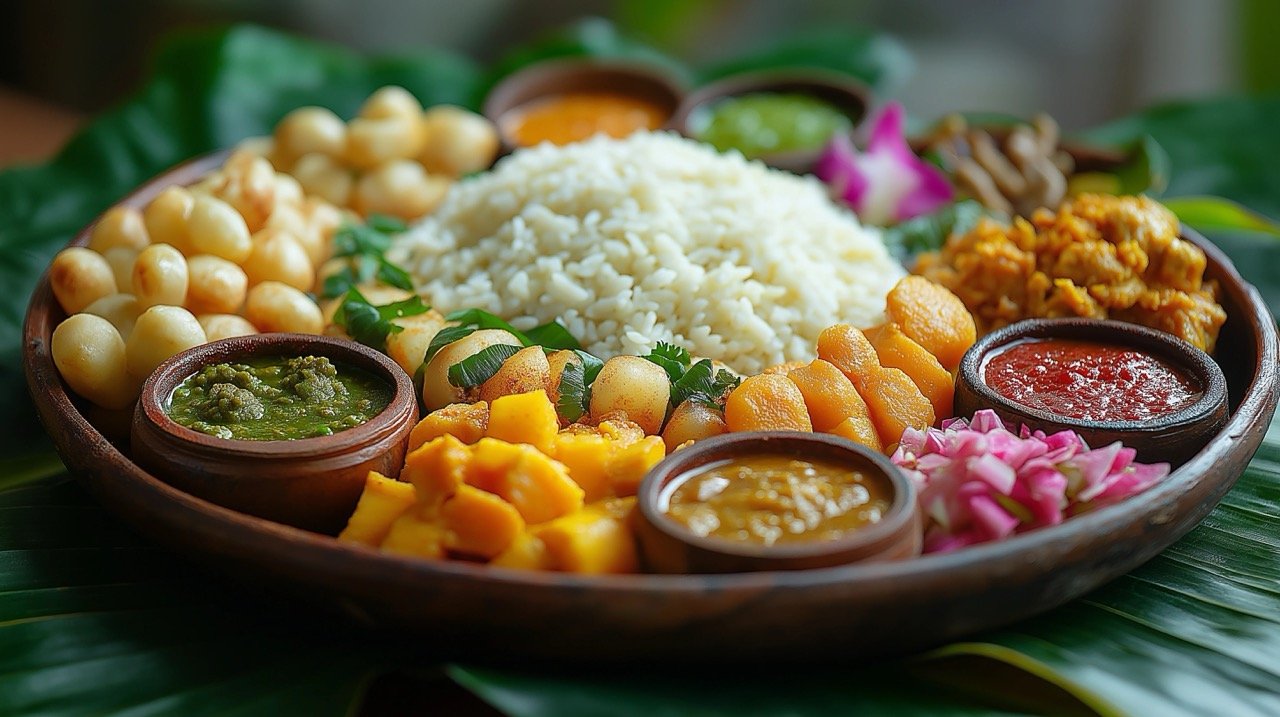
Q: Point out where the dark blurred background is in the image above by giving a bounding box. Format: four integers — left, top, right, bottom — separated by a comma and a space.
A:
0, 0, 1276, 163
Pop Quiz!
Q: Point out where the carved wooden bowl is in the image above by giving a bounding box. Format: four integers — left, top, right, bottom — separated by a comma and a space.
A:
22, 152, 1279, 663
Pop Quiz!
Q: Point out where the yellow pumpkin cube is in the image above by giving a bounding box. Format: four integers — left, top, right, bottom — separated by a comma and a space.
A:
440, 484, 525, 559
486, 390, 558, 452
408, 401, 489, 451
490, 531, 554, 571
606, 436, 666, 497
468, 437, 527, 490
338, 471, 417, 547
491, 450, 584, 524
401, 433, 469, 503
534, 501, 639, 574
466, 438, 583, 524
549, 431, 613, 501
597, 419, 644, 445
379, 512, 447, 559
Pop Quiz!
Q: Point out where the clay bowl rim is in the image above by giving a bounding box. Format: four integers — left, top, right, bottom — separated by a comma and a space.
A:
636, 431, 917, 568
20, 152, 1280, 597
137, 332, 416, 459
481, 56, 688, 150
956, 317, 1229, 435
669, 67, 872, 170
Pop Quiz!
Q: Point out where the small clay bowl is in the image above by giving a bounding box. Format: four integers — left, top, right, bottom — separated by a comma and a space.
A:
954, 318, 1228, 466
670, 69, 871, 173
482, 58, 685, 151
131, 333, 418, 535
635, 432, 921, 574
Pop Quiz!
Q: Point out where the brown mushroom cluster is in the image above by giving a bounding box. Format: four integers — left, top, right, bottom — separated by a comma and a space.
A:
925, 114, 1074, 218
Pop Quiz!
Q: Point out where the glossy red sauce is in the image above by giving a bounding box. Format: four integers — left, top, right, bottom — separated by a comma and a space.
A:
982, 338, 1201, 422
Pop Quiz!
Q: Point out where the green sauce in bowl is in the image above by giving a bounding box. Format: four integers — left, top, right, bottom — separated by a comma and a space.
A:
166, 355, 392, 441
692, 92, 852, 158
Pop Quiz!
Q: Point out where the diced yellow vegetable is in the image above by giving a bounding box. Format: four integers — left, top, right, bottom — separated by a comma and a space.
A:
482, 447, 584, 524
597, 419, 645, 445
606, 436, 666, 497
534, 500, 639, 574
379, 512, 447, 559
468, 437, 527, 488
440, 484, 525, 559
550, 431, 613, 501
408, 401, 489, 451
486, 390, 559, 453
490, 531, 554, 571
338, 471, 417, 547
401, 434, 469, 503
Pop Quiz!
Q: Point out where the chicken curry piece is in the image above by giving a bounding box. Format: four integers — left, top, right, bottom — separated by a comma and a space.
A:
914, 194, 1226, 352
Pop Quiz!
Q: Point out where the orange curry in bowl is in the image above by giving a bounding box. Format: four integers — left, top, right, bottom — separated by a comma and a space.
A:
501, 91, 670, 147
659, 454, 894, 547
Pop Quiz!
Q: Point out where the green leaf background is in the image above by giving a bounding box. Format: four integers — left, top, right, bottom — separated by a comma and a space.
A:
2, 23, 1280, 717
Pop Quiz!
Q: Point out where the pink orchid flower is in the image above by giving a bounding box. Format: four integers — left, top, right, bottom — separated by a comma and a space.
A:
814, 102, 954, 225
892, 410, 1170, 553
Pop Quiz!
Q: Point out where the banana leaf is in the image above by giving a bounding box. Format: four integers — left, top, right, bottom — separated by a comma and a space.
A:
1083, 95, 1280, 221
3, 22, 1280, 717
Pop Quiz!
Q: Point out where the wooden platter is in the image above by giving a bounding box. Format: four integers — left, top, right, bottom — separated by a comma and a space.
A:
22, 152, 1279, 662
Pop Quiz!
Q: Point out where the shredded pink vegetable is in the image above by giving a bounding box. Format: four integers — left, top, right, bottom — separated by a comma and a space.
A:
814, 101, 953, 225
891, 410, 1170, 553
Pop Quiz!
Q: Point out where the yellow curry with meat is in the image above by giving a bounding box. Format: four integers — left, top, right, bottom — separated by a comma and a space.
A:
915, 194, 1226, 351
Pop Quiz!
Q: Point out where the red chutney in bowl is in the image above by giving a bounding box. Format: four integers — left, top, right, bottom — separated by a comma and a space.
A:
982, 338, 1202, 422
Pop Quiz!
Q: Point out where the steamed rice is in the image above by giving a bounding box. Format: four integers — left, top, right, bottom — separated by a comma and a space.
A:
393, 132, 904, 374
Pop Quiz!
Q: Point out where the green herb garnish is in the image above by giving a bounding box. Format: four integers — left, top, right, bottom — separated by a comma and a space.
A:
880, 200, 993, 263
642, 341, 691, 383
555, 361, 588, 423
332, 288, 430, 353
671, 358, 741, 410
642, 343, 739, 411
447, 344, 523, 388
422, 325, 477, 365
322, 214, 413, 298
422, 308, 581, 364
554, 350, 605, 423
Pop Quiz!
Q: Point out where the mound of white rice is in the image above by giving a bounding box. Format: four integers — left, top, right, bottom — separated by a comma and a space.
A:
393, 132, 904, 374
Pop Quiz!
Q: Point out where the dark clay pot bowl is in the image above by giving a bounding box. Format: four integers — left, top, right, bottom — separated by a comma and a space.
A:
954, 318, 1228, 466
131, 332, 417, 534
482, 58, 685, 151
636, 432, 921, 573
670, 69, 871, 173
